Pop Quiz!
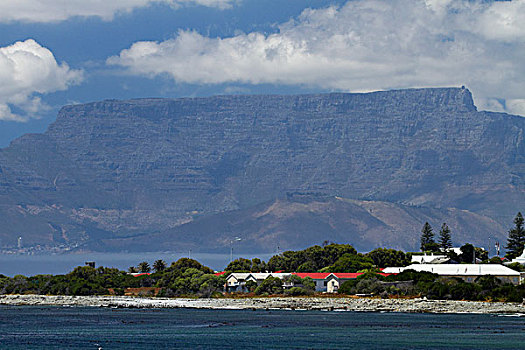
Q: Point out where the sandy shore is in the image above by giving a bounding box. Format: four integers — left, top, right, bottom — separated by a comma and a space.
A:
1, 294, 524, 314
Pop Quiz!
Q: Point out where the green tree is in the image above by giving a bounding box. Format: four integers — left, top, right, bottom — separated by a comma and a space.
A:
438, 223, 452, 250
459, 243, 475, 263
138, 261, 151, 273
170, 258, 214, 274
128, 266, 138, 273
420, 222, 438, 252
365, 248, 410, 268
153, 260, 167, 273
325, 253, 374, 273
505, 212, 525, 259
254, 276, 283, 295
225, 258, 252, 272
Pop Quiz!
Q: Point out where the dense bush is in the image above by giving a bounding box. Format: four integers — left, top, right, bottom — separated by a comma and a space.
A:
365, 248, 411, 268
254, 276, 283, 295
338, 270, 524, 302
0, 258, 224, 298
225, 258, 267, 272
267, 244, 357, 272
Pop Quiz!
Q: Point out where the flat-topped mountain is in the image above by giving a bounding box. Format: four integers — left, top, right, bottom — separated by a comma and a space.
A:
0, 87, 523, 252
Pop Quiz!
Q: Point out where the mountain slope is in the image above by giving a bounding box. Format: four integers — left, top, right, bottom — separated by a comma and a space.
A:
0, 87, 523, 252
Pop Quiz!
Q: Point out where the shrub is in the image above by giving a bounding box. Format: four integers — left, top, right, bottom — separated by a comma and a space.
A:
254, 277, 283, 295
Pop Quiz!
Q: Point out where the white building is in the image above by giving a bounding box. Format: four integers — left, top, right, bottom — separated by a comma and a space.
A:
383, 264, 521, 285
225, 273, 292, 292
411, 253, 449, 264
225, 272, 394, 293
509, 246, 525, 265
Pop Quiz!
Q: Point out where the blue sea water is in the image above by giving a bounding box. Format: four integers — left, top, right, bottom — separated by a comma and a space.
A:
0, 252, 274, 277
0, 307, 523, 349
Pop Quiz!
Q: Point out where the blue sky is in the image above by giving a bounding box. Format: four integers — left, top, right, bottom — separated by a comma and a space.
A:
0, 0, 524, 146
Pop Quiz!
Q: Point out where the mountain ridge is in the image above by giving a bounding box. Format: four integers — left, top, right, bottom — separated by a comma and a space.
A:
0, 87, 523, 253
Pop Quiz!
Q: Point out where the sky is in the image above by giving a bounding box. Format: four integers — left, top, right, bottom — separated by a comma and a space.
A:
0, 0, 524, 146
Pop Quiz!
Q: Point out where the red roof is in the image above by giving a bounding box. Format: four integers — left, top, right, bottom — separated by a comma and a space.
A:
332, 273, 362, 279
293, 272, 394, 279
132, 273, 151, 277
214, 271, 226, 276
292, 273, 331, 279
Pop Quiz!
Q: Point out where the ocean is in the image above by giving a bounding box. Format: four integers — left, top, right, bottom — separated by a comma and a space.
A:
0, 306, 523, 349
0, 252, 274, 277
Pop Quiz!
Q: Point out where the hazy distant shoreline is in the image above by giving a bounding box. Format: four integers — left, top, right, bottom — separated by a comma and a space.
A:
1, 295, 524, 314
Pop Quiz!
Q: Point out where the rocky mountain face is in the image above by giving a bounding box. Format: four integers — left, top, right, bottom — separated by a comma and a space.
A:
0, 87, 523, 253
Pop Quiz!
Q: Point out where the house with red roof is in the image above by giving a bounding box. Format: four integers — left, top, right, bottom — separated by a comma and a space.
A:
225, 271, 395, 293
293, 272, 392, 292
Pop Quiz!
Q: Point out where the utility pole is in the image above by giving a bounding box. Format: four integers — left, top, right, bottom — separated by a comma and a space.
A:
230, 237, 241, 262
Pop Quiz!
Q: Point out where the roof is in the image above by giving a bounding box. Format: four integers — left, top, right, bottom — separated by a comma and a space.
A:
247, 273, 291, 280
214, 271, 226, 276
227, 271, 395, 281
382, 267, 404, 274
226, 272, 292, 281
411, 254, 449, 264
292, 273, 331, 280
330, 273, 362, 279
131, 272, 151, 277
390, 264, 520, 276
294, 272, 394, 280
226, 273, 251, 280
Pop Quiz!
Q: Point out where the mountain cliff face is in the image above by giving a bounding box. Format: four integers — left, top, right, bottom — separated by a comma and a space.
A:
0, 87, 523, 252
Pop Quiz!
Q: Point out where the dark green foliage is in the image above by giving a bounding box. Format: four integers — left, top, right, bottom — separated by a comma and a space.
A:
339, 269, 523, 302
458, 244, 488, 263
254, 276, 283, 295
365, 248, 410, 268
225, 258, 267, 272
169, 258, 214, 274
420, 222, 439, 252
386, 269, 437, 283
296, 261, 318, 272
506, 262, 525, 272
438, 223, 453, 250
325, 253, 374, 272
225, 258, 252, 272
485, 257, 503, 264
138, 261, 151, 273
155, 258, 219, 296
285, 287, 312, 296
475, 276, 502, 290
0, 257, 221, 298
245, 280, 258, 292
448, 281, 482, 300
338, 272, 387, 295
283, 275, 315, 293
505, 212, 525, 259
153, 260, 167, 273
267, 244, 357, 272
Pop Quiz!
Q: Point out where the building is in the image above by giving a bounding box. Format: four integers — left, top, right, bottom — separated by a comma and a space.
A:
293, 273, 372, 293
226, 271, 394, 293
225, 273, 292, 292
383, 264, 521, 285
411, 253, 449, 264
509, 246, 525, 265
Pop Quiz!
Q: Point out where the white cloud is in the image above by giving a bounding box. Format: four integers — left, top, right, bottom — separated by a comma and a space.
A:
0, 0, 236, 23
506, 99, 525, 116
0, 39, 83, 121
108, 0, 525, 116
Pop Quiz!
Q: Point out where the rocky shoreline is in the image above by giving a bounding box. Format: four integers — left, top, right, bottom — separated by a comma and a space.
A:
1, 295, 524, 314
